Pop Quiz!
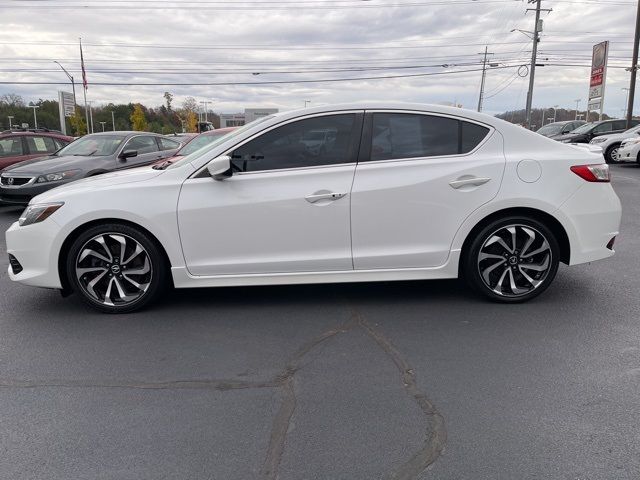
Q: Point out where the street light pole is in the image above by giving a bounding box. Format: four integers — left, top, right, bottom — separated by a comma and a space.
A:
29, 104, 40, 129
53, 61, 77, 110
111, 111, 116, 131
553, 105, 559, 123
99, 121, 106, 132
87, 101, 94, 133
7, 116, 14, 130
574, 99, 581, 120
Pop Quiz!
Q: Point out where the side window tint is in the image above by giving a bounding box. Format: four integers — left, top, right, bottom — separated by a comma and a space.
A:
593, 123, 612, 134
159, 137, 180, 151
27, 136, 56, 153
125, 136, 159, 154
370, 114, 488, 161
461, 121, 490, 153
0, 138, 24, 157
613, 120, 626, 131
231, 114, 356, 172
371, 113, 458, 161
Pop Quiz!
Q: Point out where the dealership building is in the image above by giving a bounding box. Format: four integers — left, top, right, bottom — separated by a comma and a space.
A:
219, 108, 279, 128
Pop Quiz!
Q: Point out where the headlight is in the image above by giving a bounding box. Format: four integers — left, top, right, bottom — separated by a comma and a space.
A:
590, 138, 606, 144
624, 138, 640, 145
18, 202, 64, 227
36, 169, 81, 183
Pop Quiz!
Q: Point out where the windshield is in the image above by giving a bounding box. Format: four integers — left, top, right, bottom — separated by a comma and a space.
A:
178, 131, 232, 156
57, 135, 125, 156
168, 116, 274, 169
571, 123, 594, 134
537, 124, 564, 135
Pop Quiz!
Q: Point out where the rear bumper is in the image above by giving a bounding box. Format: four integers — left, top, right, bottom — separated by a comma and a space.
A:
556, 183, 622, 265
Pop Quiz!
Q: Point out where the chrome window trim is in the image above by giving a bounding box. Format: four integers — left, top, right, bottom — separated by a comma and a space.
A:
360, 109, 495, 164
189, 110, 365, 179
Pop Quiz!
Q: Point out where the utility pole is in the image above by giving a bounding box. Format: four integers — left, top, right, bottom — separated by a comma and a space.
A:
574, 99, 581, 120
622, 88, 630, 118
477, 46, 494, 112
111, 111, 116, 131
525, 0, 551, 129
627, 0, 640, 128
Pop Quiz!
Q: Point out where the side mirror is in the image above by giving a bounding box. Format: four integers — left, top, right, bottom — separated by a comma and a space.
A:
206, 155, 232, 180
119, 150, 138, 160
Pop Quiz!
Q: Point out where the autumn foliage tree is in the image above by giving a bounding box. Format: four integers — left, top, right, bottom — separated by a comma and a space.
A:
130, 103, 148, 131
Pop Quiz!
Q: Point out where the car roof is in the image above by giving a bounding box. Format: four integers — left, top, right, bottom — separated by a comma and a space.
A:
0, 131, 73, 140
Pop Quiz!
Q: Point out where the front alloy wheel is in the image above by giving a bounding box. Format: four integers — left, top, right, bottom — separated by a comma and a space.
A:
67, 224, 167, 313
465, 218, 560, 302
605, 144, 621, 164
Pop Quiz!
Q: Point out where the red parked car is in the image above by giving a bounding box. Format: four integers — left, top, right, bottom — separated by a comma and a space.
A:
0, 131, 74, 171
152, 127, 238, 168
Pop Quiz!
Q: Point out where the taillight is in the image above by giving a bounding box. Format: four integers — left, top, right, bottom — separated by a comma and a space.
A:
570, 164, 611, 182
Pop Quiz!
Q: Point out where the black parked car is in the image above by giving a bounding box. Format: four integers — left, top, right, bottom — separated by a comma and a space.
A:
555, 119, 640, 144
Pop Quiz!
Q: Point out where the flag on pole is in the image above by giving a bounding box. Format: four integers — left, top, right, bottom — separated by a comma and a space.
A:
80, 38, 88, 91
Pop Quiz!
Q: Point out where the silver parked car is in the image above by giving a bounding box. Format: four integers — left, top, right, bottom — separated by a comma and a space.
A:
0, 131, 181, 205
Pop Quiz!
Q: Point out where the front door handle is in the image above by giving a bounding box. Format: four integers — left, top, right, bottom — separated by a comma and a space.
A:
449, 176, 491, 189
305, 192, 347, 204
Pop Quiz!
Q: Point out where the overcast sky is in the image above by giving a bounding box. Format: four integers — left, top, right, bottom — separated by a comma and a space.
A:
0, 0, 637, 117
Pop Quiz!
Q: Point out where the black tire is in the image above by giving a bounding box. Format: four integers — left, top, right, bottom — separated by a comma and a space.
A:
65, 223, 168, 313
605, 143, 622, 164
463, 216, 560, 303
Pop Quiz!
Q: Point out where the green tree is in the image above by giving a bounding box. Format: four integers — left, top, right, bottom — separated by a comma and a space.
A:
130, 103, 148, 131
69, 110, 87, 135
163, 92, 174, 111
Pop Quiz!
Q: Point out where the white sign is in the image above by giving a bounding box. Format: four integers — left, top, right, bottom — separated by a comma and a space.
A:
588, 99, 602, 111
59, 91, 75, 117
587, 41, 609, 119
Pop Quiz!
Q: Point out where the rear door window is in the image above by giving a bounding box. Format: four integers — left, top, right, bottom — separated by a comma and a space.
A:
0, 137, 24, 157
26, 136, 57, 154
158, 137, 180, 151
124, 136, 159, 154
369, 113, 489, 161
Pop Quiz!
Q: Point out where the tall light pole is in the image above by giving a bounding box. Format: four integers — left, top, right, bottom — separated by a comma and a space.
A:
111, 110, 116, 131
99, 121, 106, 132
53, 61, 77, 110
7, 115, 14, 130
87, 101, 94, 133
574, 99, 581, 120
29, 104, 40, 129
552, 104, 559, 123
622, 88, 630, 118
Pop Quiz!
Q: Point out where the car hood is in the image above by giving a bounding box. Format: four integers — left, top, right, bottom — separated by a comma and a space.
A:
30, 167, 163, 204
3, 154, 106, 174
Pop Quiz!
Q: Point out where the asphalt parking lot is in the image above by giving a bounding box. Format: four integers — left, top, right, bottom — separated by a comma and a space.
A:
1, 164, 639, 480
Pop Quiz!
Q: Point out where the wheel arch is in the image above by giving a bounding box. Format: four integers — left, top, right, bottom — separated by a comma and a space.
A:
458, 207, 571, 277
57, 218, 174, 294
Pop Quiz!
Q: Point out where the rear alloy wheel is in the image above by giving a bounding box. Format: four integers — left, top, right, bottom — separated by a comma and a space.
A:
66, 224, 167, 313
605, 144, 622, 164
464, 217, 560, 303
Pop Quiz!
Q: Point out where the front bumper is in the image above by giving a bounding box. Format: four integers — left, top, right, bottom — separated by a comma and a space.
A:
0, 181, 61, 205
618, 144, 639, 162
5, 218, 64, 289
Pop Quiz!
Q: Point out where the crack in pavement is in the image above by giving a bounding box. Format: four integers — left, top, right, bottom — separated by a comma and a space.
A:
0, 304, 445, 480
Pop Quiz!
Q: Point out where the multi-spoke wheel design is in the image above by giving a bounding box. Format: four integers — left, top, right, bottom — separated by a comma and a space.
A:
75, 233, 153, 307
605, 144, 621, 164
477, 225, 552, 298
464, 217, 560, 303
66, 223, 168, 313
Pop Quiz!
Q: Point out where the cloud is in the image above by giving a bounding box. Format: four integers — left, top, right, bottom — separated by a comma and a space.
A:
0, 0, 637, 117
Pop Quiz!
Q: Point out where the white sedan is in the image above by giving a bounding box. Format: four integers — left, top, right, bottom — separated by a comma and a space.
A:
617, 136, 640, 163
5, 103, 621, 313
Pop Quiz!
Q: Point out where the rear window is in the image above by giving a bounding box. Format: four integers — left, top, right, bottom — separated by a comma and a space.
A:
370, 113, 489, 161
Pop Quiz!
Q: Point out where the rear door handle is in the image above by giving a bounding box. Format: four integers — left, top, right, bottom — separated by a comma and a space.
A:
305, 192, 347, 203
449, 177, 491, 189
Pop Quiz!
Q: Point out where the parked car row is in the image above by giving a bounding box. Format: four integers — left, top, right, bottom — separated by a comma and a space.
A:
537, 118, 640, 164
0, 128, 237, 205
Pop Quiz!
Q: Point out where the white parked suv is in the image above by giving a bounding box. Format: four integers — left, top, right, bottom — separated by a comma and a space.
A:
5, 103, 621, 313
589, 125, 640, 163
